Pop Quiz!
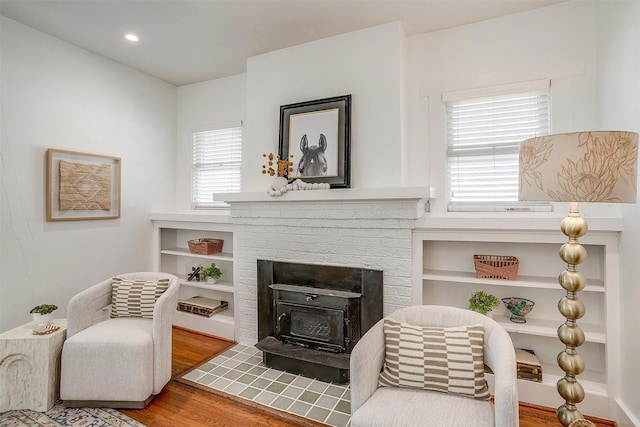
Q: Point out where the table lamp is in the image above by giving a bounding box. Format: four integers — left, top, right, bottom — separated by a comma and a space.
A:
518, 130, 638, 426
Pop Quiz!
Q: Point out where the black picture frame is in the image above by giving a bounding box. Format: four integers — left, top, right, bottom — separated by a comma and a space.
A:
279, 94, 351, 188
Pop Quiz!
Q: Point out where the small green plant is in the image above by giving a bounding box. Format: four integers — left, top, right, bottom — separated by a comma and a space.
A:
468, 291, 499, 315
201, 263, 222, 281
29, 304, 58, 315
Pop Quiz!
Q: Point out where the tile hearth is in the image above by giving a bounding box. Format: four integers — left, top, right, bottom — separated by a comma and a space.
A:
182, 344, 351, 427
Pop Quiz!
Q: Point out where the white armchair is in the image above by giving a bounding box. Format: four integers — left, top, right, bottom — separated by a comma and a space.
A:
350, 305, 519, 427
60, 272, 179, 408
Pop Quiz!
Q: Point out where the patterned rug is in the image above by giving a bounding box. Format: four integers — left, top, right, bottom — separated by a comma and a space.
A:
0, 402, 145, 427
179, 344, 351, 427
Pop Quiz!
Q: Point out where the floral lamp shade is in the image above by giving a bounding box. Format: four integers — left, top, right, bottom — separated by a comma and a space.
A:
518, 130, 638, 427
519, 131, 638, 203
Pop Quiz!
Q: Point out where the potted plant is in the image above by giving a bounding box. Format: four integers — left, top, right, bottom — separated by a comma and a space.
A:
201, 263, 222, 284
468, 291, 500, 316
30, 304, 58, 325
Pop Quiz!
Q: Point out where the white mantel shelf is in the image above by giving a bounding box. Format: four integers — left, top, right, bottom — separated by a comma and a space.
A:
214, 186, 432, 203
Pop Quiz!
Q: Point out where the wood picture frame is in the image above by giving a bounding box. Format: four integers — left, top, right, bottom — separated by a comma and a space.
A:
278, 95, 351, 188
46, 149, 121, 221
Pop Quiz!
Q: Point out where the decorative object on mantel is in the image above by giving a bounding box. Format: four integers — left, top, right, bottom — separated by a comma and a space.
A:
473, 254, 519, 280
268, 178, 330, 197
468, 291, 500, 316
279, 95, 351, 188
188, 238, 223, 255
519, 130, 638, 426
201, 262, 222, 284
502, 297, 534, 323
261, 152, 294, 177
30, 304, 57, 326
261, 151, 328, 196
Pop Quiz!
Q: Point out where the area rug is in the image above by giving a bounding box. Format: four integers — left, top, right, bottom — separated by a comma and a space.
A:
0, 402, 145, 427
178, 344, 351, 427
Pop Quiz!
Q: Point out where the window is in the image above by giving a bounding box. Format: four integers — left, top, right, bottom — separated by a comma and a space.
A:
192, 124, 242, 208
444, 80, 551, 212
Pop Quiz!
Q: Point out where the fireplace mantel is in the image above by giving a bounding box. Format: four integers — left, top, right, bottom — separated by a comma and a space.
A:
214, 186, 432, 204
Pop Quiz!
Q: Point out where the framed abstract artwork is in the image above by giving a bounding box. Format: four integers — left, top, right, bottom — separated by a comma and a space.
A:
46, 149, 121, 221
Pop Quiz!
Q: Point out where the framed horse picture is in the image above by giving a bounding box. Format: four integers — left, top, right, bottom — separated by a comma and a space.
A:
279, 94, 351, 188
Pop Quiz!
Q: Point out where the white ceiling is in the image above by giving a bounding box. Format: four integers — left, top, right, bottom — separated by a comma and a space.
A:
0, 0, 565, 86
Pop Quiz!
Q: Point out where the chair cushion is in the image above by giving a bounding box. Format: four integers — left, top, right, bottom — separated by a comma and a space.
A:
350, 386, 495, 427
378, 319, 490, 400
111, 276, 170, 319
61, 317, 154, 402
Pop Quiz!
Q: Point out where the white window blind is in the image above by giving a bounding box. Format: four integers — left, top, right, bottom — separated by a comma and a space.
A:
444, 81, 551, 212
192, 124, 242, 208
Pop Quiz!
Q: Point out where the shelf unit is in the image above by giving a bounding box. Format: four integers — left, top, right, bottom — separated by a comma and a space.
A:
412, 218, 621, 419
151, 213, 236, 341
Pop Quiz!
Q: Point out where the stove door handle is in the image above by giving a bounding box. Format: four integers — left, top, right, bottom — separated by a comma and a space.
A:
276, 312, 287, 333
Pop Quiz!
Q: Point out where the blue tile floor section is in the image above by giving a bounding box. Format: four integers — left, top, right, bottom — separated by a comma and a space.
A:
182, 344, 351, 427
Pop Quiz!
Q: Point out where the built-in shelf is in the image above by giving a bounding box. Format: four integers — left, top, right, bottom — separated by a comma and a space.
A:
161, 247, 233, 262
173, 309, 235, 339
178, 279, 234, 294
422, 269, 605, 292
152, 218, 236, 341
493, 315, 605, 343
486, 362, 607, 396
413, 223, 621, 419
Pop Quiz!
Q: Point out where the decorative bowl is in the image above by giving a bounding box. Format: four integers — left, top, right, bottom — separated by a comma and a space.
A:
502, 297, 535, 323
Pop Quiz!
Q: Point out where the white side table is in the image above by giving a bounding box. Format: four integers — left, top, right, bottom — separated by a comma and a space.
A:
0, 318, 67, 411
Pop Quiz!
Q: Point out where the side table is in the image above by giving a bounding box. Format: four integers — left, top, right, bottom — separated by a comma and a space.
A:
0, 318, 67, 411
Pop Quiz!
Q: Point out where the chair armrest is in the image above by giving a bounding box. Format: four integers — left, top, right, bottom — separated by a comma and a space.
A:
152, 275, 179, 392
350, 318, 386, 413
152, 275, 179, 341
485, 326, 519, 427
67, 278, 113, 338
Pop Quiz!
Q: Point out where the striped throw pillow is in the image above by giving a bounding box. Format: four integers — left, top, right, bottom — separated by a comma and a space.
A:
378, 319, 490, 400
110, 276, 170, 319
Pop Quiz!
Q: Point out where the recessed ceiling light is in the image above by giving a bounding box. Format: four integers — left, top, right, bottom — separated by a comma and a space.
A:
125, 34, 139, 42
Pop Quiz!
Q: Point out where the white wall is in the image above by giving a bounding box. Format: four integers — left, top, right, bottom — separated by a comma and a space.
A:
0, 17, 177, 332
175, 75, 246, 210
243, 22, 407, 192
596, 2, 640, 425
409, 0, 600, 215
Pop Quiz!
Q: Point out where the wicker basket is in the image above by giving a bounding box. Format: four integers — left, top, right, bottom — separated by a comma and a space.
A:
187, 238, 223, 255
473, 254, 519, 280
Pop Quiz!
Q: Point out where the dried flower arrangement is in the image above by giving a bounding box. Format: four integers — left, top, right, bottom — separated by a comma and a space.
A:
261, 153, 294, 178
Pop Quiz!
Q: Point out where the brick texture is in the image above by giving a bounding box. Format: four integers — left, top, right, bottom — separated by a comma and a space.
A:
230, 200, 421, 345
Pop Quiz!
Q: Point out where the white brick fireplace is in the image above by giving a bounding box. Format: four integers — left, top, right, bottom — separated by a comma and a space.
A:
221, 187, 429, 345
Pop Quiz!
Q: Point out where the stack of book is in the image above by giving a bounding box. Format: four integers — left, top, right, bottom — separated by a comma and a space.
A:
515, 348, 542, 382
177, 296, 228, 318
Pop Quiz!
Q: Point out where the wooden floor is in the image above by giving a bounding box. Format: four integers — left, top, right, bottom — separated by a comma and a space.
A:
121, 327, 617, 427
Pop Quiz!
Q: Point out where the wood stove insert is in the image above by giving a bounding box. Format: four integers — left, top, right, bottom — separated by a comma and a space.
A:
256, 260, 383, 383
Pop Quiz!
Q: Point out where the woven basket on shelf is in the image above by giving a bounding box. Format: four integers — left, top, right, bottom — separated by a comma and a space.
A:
187, 238, 223, 255
473, 254, 519, 280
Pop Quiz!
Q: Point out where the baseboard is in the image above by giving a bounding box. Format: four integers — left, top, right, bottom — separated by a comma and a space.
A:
62, 394, 154, 409
615, 398, 639, 427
